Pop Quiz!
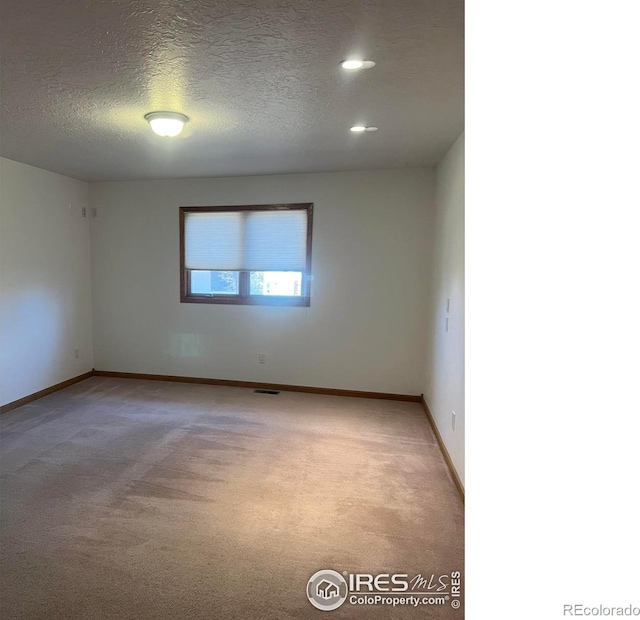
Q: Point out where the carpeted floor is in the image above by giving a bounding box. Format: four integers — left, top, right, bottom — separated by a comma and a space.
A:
0, 377, 464, 619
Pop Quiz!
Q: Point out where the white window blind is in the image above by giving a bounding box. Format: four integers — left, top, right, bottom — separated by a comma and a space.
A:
184, 209, 308, 272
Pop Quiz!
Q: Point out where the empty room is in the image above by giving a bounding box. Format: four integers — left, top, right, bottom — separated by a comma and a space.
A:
0, 1, 464, 618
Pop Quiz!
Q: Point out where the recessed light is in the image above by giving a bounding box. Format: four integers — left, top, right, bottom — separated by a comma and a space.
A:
350, 126, 367, 132
340, 59, 376, 70
341, 59, 364, 70
144, 111, 189, 137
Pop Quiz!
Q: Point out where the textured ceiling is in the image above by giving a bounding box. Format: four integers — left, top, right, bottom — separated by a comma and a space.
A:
0, 0, 464, 182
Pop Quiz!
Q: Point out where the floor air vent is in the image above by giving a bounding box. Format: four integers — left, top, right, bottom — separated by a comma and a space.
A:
254, 389, 280, 395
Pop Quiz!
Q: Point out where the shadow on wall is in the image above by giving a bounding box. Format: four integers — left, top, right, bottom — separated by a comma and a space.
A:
0, 288, 65, 405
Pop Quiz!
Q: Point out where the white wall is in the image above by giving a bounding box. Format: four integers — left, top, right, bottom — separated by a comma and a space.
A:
90, 169, 433, 395
0, 158, 94, 406
424, 133, 465, 486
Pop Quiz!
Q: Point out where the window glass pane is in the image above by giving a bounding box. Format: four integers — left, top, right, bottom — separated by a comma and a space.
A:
190, 270, 239, 295
250, 271, 302, 296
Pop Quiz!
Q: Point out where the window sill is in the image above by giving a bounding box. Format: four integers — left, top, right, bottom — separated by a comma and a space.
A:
181, 294, 310, 307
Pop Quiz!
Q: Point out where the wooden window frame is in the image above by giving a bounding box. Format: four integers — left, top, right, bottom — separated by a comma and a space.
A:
179, 203, 313, 307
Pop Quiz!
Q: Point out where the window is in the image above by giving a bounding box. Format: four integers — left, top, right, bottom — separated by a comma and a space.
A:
180, 203, 313, 306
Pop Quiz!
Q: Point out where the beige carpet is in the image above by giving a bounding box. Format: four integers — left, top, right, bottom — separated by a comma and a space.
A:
0, 377, 464, 619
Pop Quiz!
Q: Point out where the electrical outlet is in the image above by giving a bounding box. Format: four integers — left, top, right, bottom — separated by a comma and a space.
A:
82, 207, 87, 218
91, 208, 97, 218
74, 348, 79, 359
258, 353, 266, 364
446, 298, 450, 313
452, 410, 456, 431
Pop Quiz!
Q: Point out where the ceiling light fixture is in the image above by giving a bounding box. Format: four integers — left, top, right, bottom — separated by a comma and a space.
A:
144, 111, 189, 137
350, 126, 378, 132
340, 59, 376, 70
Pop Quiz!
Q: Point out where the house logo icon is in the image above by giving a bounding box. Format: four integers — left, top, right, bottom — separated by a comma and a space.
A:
306, 569, 348, 611
317, 579, 340, 599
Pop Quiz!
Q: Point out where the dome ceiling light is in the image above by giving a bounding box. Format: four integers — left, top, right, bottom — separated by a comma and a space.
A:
144, 111, 189, 137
